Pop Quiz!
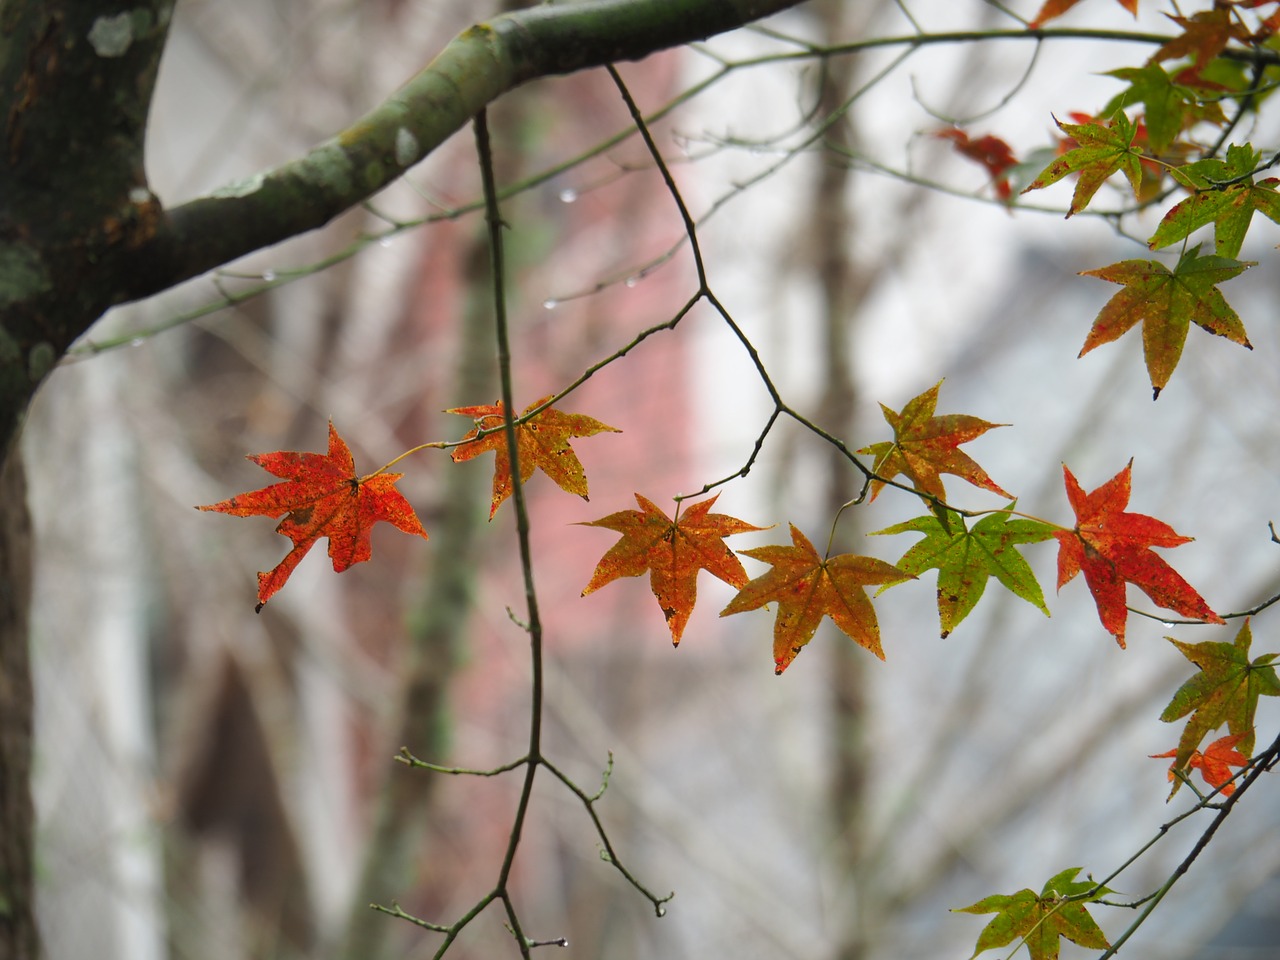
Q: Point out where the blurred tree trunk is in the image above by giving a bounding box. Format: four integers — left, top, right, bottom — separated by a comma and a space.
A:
337, 225, 497, 960
0, 453, 34, 960
808, 4, 889, 958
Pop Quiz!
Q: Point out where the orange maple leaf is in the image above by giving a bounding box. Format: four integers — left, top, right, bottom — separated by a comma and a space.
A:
720, 524, 913, 674
936, 128, 1019, 200
198, 422, 429, 610
857, 380, 1011, 503
579, 494, 768, 646
1029, 0, 1138, 29
1151, 731, 1248, 797
1079, 246, 1253, 400
1150, 9, 1252, 78
1054, 461, 1221, 647
448, 396, 620, 519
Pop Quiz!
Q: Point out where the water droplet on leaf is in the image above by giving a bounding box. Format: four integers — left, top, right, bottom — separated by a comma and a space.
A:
558, 188, 578, 203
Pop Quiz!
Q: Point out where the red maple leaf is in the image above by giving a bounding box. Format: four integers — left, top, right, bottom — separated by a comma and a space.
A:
1260, 8, 1280, 38
936, 128, 1019, 200
1028, 0, 1138, 29
720, 524, 913, 674
448, 396, 620, 519
1151, 732, 1249, 797
198, 422, 429, 610
1054, 461, 1221, 647
579, 494, 767, 645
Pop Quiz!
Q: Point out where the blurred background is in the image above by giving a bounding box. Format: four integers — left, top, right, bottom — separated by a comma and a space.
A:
21, 1, 1280, 958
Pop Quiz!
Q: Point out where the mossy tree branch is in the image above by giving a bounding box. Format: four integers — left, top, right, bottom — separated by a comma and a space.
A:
0, 0, 807, 460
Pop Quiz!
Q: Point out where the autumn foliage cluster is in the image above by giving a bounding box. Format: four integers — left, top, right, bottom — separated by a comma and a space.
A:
197, 1, 1280, 957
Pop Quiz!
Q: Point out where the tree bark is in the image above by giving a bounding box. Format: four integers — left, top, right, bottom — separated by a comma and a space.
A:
0, 0, 174, 462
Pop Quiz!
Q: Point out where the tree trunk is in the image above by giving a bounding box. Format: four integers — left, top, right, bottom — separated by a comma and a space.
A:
808, 4, 891, 958
0, 450, 35, 960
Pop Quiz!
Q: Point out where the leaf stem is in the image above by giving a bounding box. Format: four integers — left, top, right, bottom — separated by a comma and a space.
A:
363, 441, 448, 479
395, 747, 527, 777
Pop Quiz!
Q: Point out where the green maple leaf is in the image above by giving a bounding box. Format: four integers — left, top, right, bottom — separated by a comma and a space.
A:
871, 505, 1054, 638
1161, 619, 1280, 772
1149, 143, 1280, 258
1102, 64, 1223, 153
1021, 112, 1143, 215
1078, 244, 1253, 398
954, 867, 1110, 960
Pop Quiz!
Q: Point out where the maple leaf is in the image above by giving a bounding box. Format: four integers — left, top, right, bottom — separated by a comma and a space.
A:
1149, 143, 1280, 258
1160, 619, 1280, 768
1028, 0, 1137, 30
1152, 732, 1249, 798
936, 128, 1019, 200
1260, 6, 1280, 37
1054, 461, 1222, 647
856, 381, 1011, 505
1101, 64, 1227, 153
579, 494, 767, 646
1078, 245, 1253, 398
1150, 9, 1252, 77
871, 505, 1054, 638
954, 867, 1111, 960
720, 524, 913, 674
448, 396, 620, 519
1022, 113, 1144, 215
198, 422, 429, 611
